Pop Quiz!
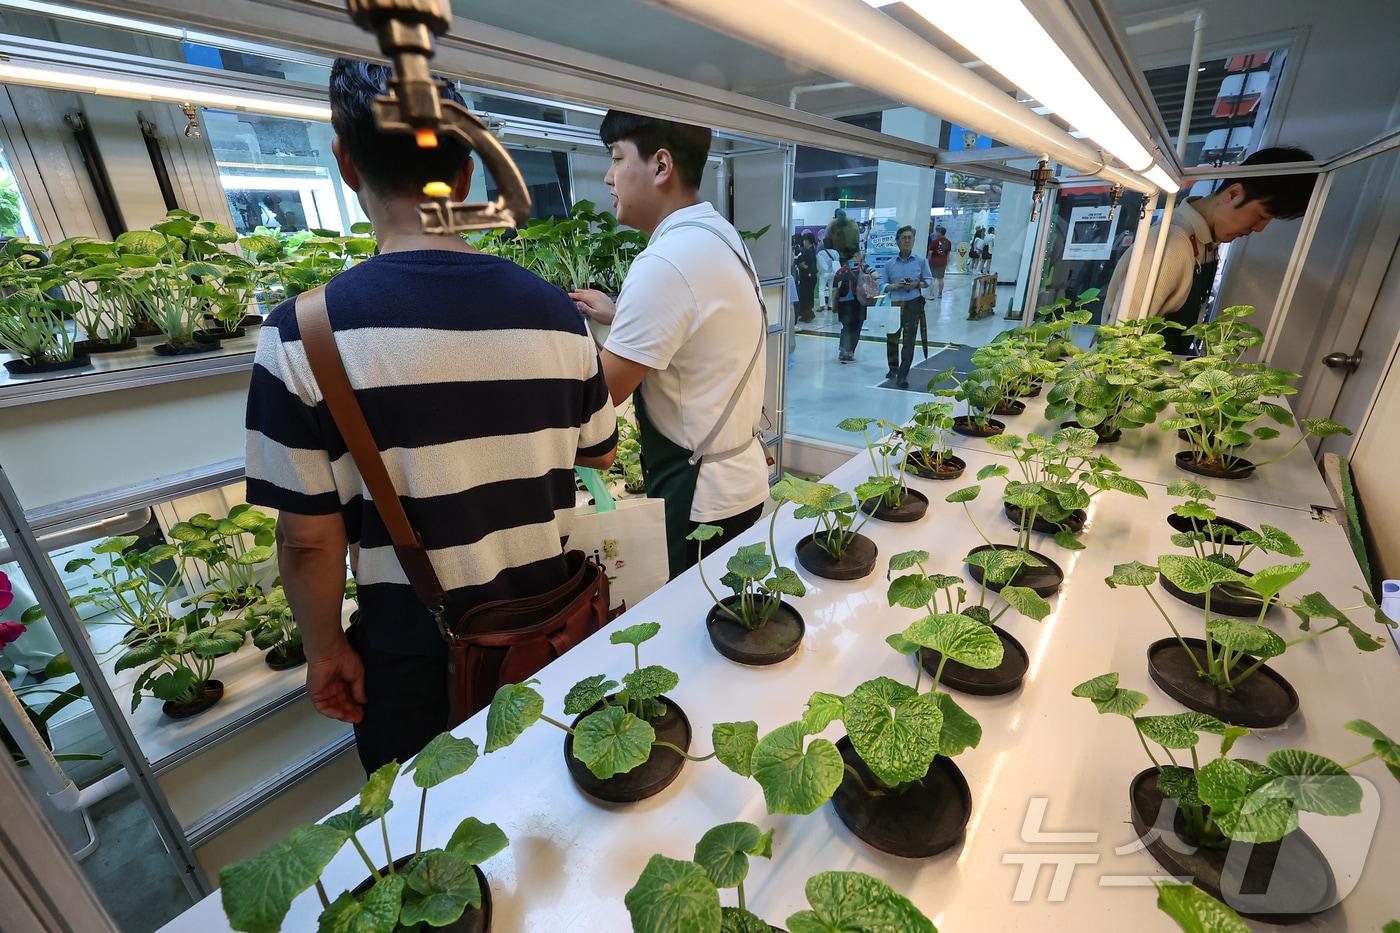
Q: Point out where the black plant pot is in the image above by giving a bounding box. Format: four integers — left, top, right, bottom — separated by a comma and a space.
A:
1003, 503, 1086, 536
1146, 637, 1298, 728
831, 736, 971, 858
1129, 768, 1335, 923
264, 643, 307, 671
1159, 570, 1268, 619
795, 532, 878, 581
706, 596, 804, 666
1020, 381, 1043, 399
965, 544, 1064, 597
563, 695, 691, 803
4, 353, 92, 376
991, 399, 1026, 417
1165, 512, 1252, 544
75, 336, 137, 354
1060, 421, 1121, 444
129, 321, 161, 339
198, 325, 245, 340
860, 488, 929, 523
952, 416, 1005, 438
1176, 450, 1256, 480
153, 340, 221, 356
907, 453, 966, 480
350, 854, 491, 933
919, 625, 1028, 696
162, 680, 224, 720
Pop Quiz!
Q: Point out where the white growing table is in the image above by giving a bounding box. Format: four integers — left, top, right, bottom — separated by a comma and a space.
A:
163, 409, 1398, 933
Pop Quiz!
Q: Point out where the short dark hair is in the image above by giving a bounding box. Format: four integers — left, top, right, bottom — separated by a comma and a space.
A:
599, 110, 711, 189
329, 58, 472, 196
896, 225, 915, 239
801, 232, 815, 244
936, 225, 947, 235
1218, 146, 1317, 219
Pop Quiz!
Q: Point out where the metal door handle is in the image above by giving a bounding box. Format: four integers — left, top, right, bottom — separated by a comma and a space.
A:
1322, 350, 1362, 373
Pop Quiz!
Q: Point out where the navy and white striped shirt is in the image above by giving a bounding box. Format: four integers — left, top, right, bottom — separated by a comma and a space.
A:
245, 249, 617, 656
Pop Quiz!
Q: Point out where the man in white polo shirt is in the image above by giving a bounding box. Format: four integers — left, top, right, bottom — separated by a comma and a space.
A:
572, 111, 768, 579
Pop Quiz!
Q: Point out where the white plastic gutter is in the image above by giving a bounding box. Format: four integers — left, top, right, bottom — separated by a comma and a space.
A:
646, 0, 1157, 192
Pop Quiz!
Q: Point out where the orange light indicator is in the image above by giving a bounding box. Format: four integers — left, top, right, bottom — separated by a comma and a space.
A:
415, 128, 440, 148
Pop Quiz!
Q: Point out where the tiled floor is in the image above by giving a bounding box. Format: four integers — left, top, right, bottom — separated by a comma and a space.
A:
785, 275, 1095, 445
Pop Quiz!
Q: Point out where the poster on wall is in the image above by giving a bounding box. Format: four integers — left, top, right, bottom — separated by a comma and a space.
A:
1063, 206, 1118, 261
865, 217, 902, 270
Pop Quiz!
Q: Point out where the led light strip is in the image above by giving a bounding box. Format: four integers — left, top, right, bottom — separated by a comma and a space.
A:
0, 61, 331, 121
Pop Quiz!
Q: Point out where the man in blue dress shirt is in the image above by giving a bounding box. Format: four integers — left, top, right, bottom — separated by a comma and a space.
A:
881, 225, 934, 388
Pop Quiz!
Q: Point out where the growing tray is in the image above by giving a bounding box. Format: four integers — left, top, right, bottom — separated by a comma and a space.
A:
264, 644, 307, 671
965, 544, 1064, 597
4, 353, 92, 375
162, 679, 224, 720
706, 597, 804, 666
991, 399, 1026, 416
796, 532, 878, 581
1129, 768, 1335, 923
563, 695, 691, 803
1159, 569, 1268, 619
1165, 512, 1252, 543
919, 624, 1028, 695
351, 854, 491, 932
831, 736, 971, 858
1146, 637, 1298, 728
75, 336, 137, 354
860, 488, 929, 522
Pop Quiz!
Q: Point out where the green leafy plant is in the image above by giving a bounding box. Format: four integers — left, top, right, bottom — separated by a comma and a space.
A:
169, 505, 277, 611
1165, 479, 1301, 572
885, 550, 1050, 649
1075, 673, 1400, 852
903, 400, 960, 474
837, 416, 918, 509
0, 176, 22, 237
1155, 880, 1251, 932
625, 822, 936, 933
67, 535, 253, 713
1186, 305, 1264, 362
0, 239, 80, 365
770, 473, 890, 562
687, 516, 804, 631
711, 610, 1001, 814
247, 584, 301, 660
1031, 287, 1098, 361
1045, 320, 1175, 439
1106, 560, 1394, 694
483, 621, 715, 780
954, 428, 1147, 554
220, 732, 506, 933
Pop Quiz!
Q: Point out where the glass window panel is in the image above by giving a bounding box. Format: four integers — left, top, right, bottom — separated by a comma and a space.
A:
0, 140, 41, 241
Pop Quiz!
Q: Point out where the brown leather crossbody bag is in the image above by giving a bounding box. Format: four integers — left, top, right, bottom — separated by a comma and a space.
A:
295, 285, 613, 728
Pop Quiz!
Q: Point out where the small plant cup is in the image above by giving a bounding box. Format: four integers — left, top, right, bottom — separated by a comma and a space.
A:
220, 732, 505, 933
886, 550, 1050, 695
624, 822, 936, 933
903, 401, 965, 480
1161, 479, 1302, 617
771, 474, 884, 581
171, 505, 277, 613
483, 622, 717, 803
837, 417, 929, 522
712, 613, 1001, 858
1075, 673, 1400, 922
688, 518, 806, 666
247, 585, 305, 670
1107, 559, 1395, 727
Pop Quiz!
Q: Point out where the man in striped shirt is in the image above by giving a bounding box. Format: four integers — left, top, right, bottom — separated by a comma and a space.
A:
244, 59, 617, 772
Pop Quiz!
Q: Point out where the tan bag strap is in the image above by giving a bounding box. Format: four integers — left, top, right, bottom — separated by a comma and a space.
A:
295, 286, 447, 619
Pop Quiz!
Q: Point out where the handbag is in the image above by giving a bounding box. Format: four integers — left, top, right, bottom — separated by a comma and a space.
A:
295, 285, 614, 729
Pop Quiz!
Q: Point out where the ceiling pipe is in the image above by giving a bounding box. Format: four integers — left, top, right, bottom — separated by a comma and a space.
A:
645, 0, 1157, 192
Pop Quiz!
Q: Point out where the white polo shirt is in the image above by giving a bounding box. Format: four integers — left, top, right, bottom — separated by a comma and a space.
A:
605, 202, 769, 522
1107, 198, 1216, 321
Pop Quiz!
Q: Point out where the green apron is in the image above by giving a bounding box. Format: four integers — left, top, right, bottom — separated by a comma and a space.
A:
634, 391, 701, 580
1162, 233, 1217, 356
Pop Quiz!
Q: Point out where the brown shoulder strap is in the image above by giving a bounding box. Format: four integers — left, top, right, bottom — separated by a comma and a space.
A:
295, 286, 447, 617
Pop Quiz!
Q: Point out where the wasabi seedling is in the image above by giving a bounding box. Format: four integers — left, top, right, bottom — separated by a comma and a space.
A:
904, 399, 961, 475
770, 473, 891, 562
687, 517, 804, 631
836, 416, 916, 510
1165, 478, 1301, 570
483, 622, 716, 780
221, 732, 506, 933
625, 822, 935, 933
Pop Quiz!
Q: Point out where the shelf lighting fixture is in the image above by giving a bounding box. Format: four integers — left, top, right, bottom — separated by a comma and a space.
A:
874, 0, 1156, 174
944, 187, 985, 195
0, 61, 331, 121
1144, 164, 1180, 193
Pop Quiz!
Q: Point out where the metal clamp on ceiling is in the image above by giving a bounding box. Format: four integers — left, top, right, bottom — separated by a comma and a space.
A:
344, 0, 532, 233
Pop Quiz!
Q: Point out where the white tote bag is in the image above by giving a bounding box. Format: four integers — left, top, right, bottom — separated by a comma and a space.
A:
565, 494, 670, 615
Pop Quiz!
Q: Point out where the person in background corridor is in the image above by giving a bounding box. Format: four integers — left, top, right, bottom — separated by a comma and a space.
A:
832, 249, 868, 364
816, 235, 840, 313
927, 224, 952, 300
794, 231, 818, 323
881, 225, 932, 389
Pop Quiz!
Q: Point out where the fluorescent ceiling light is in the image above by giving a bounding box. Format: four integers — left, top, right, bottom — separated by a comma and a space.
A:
1144, 163, 1180, 192
836, 172, 865, 177
891, 0, 1156, 173
944, 187, 985, 195
0, 61, 330, 120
